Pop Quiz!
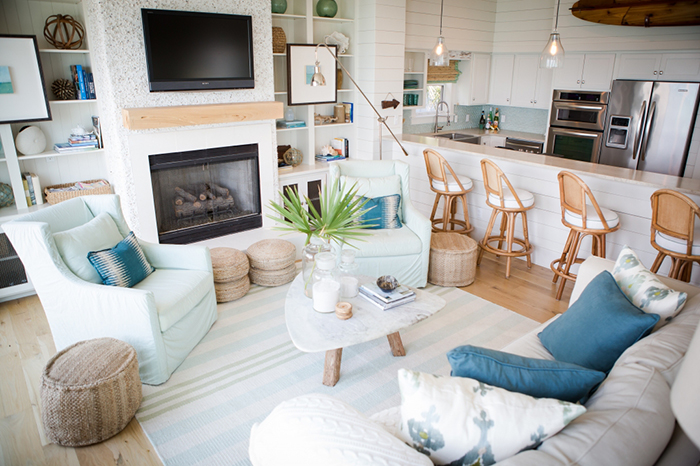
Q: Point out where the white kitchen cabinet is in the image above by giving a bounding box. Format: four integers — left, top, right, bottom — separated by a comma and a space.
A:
510, 55, 553, 109
533, 67, 553, 109
279, 169, 328, 215
553, 53, 615, 90
469, 53, 492, 105
617, 53, 700, 81
489, 54, 514, 106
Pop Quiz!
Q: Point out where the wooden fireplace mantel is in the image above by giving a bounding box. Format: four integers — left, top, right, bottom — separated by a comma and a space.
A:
122, 101, 283, 130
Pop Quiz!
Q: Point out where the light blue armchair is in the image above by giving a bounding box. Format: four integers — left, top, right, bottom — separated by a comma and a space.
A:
3, 195, 217, 385
329, 160, 432, 287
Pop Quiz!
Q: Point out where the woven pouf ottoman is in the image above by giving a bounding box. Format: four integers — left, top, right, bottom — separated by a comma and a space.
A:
246, 239, 297, 286
211, 247, 250, 302
41, 338, 142, 447
428, 232, 478, 287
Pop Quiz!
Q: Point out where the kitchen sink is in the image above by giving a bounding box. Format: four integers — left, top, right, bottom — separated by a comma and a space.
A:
433, 133, 480, 144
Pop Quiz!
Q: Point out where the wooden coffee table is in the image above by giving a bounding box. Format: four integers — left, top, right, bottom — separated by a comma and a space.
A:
285, 274, 446, 386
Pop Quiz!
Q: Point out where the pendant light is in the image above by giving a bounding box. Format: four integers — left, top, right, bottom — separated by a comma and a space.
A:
430, 0, 449, 66
540, 0, 565, 69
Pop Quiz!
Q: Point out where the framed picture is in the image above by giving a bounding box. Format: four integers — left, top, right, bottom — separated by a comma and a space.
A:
0, 34, 52, 124
287, 43, 337, 106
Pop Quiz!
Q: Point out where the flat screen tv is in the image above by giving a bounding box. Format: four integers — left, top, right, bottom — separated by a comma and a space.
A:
141, 9, 254, 92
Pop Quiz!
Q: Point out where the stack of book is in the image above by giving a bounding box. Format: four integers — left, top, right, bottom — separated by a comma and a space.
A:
315, 154, 345, 162
276, 120, 306, 129
53, 132, 99, 153
70, 65, 96, 100
21, 172, 43, 206
359, 283, 416, 310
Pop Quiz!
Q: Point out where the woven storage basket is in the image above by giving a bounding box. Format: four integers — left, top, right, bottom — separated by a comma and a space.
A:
44, 179, 112, 205
250, 263, 297, 287
272, 27, 286, 54
246, 239, 296, 271
211, 247, 249, 283
215, 275, 251, 302
41, 337, 141, 447
428, 233, 478, 287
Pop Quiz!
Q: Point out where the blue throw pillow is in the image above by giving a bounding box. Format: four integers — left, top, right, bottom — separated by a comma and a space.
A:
359, 194, 402, 229
88, 232, 155, 287
538, 271, 659, 373
447, 345, 605, 402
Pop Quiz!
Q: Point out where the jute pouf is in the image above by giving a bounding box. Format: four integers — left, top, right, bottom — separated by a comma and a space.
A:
246, 239, 296, 271
210, 247, 249, 283
215, 275, 251, 302
249, 262, 297, 287
428, 232, 478, 287
41, 338, 142, 447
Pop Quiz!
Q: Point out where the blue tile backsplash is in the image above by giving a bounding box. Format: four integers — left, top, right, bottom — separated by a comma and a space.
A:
403, 104, 549, 136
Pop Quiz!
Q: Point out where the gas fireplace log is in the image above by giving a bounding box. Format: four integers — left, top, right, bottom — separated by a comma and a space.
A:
174, 187, 197, 203
205, 189, 216, 200
174, 201, 206, 218
207, 197, 235, 210
209, 183, 230, 198
174, 196, 184, 206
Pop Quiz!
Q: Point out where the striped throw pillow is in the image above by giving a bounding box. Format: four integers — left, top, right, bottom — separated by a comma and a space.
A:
88, 232, 154, 287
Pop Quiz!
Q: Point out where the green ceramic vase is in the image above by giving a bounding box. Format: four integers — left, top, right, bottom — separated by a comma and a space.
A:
316, 0, 338, 17
271, 0, 287, 14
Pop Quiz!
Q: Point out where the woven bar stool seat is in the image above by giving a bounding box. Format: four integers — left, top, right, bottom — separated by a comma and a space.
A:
423, 149, 474, 234
41, 338, 141, 447
247, 239, 297, 286
428, 233, 478, 287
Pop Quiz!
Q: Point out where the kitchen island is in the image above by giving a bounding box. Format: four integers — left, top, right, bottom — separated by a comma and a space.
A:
393, 132, 700, 286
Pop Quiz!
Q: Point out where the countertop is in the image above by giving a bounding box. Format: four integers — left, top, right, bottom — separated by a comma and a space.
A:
431, 128, 546, 143
400, 133, 700, 196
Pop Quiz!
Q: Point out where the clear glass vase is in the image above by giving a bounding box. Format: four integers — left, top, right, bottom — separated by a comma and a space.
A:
302, 236, 331, 298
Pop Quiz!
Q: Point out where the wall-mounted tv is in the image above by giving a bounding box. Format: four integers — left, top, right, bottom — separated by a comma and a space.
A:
141, 9, 254, 92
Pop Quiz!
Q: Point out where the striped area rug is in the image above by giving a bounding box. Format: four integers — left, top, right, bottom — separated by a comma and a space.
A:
136, 282, 539, 466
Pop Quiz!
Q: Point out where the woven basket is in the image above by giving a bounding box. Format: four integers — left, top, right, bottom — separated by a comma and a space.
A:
215, 275, 251, 302
211, 247, 250, 283
272, 27, 286, 54
41, 338, 141, 447
249, 263, 297, 287
246, 239, 296, 271
44, 179, 112, 205
428, 233, 478, 287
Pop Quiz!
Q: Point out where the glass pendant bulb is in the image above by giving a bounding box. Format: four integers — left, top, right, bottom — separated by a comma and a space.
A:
311, 62, 326, 86
430, 36, 449, 66
539, 31, 565, 69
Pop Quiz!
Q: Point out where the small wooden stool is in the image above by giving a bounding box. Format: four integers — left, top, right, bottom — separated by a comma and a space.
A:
551, 171, 620, 300
211, 247, 250, 302
650, 189, 700, 282
428, 233, 478, 287
477, 159, 534, 278
423, 149, 474, 234
247, 239, 297, 286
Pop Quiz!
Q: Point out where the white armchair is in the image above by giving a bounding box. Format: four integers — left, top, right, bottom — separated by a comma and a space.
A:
328, 160, 432, 287
3, 195, 217, 385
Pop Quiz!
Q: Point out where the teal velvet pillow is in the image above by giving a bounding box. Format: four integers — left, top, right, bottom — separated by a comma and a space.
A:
447, 345, 606, 402
88, 232, 154, 287
538, 271, 659, 373
359, 194, 402, 229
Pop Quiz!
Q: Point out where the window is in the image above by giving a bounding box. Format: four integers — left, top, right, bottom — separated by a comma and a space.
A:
415, 84, 451, 117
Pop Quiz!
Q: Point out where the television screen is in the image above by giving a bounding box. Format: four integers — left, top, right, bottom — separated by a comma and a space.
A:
141, 9, 254, 92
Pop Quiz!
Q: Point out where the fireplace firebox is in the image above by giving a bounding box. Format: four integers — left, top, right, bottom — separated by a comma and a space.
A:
149, 143, 262, 244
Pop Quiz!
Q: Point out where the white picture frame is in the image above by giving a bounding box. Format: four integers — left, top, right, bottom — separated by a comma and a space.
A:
0, 35, 52, 124
287, 43, 337, 106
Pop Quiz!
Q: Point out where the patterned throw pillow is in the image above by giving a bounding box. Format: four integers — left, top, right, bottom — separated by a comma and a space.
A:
88, 232, 154, 287
612, 246, 687, 331
358, 194, 402, 229
396, 369, 586, 466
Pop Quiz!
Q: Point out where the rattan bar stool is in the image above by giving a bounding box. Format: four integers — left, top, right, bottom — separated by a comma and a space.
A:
650, 189, 700, 282
423, 149, 474, 234
477, 159, 534, 278
551, 171, 620, 300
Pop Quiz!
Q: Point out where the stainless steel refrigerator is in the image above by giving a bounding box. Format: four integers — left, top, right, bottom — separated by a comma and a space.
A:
599, 80, 700, 176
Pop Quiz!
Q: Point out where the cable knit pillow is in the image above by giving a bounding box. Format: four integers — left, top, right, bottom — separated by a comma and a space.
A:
612, 246, 687, 331
396, 369, 585, 466
249, 393, 432, 466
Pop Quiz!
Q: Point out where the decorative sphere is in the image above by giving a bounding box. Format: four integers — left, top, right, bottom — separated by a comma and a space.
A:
0, 183, 14, 208
283, 148, 303, 167
15, 126, 47, 156
316, 0, 338, 17
377, 275, 399, 292
271, 0, 287, 14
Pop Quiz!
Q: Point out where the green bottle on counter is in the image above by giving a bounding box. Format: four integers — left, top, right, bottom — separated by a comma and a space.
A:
479, 111, 486, 130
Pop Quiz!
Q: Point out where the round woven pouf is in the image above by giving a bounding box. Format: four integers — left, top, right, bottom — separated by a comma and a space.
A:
210, 247, 250, 283
215, 275, 251, 303
428, 233, 478, 287
246, 239, 296, 271
249, 263, 297, 287
41, 338, 142, 447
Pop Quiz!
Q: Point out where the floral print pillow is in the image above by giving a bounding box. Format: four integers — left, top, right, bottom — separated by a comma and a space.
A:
612, 246, 687, 331
396, 369, 586, 466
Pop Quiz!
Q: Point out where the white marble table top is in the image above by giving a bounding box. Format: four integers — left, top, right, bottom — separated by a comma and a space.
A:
285, 274, 446, 353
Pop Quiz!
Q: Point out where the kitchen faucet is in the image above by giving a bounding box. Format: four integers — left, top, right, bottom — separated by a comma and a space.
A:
434, 101, 450, 133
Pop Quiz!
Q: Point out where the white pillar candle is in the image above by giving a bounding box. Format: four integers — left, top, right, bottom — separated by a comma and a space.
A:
313, 279, 340, 313
340, 276, 359, 298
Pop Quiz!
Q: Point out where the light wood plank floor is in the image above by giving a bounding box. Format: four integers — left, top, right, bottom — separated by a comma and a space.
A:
0, 254, 572, 466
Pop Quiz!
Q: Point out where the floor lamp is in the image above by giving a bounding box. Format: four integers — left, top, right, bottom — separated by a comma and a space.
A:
311, 41, 408, 160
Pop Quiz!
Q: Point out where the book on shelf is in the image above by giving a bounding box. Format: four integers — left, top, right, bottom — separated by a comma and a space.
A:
22, 177, 32, 206
53, 143, 99, 153
276, 120, 306, 129
315, 154, 346, 162
21, 172, 43, 205
67, 140, 98, 148
31, 173, 43, 205
87, 72, 96, 99
331, 137, 346, 156
92, 116, 103, 148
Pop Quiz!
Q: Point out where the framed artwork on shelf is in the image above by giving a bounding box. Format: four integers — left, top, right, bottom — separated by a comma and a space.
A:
0, 34, 52, 124
287, 43, 338, 106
